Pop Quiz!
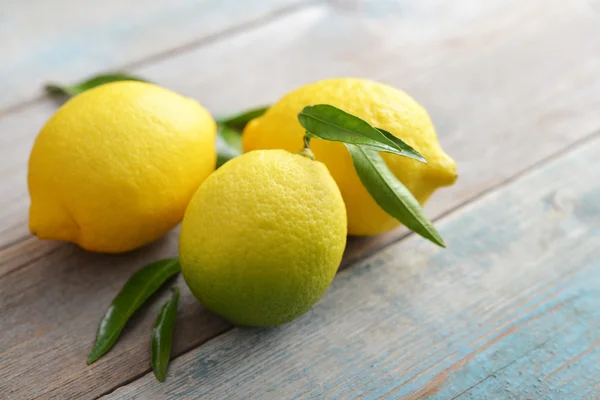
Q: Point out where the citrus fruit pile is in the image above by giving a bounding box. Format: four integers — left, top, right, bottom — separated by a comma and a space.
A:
29, 77, 456, 327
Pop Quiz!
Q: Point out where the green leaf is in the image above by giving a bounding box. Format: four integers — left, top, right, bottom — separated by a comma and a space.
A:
214, 105, 271, 168
375, 128, 425, 163
87, 259, 180, 364
45, 73, 149, 97
218, 124, 243, 152
346, 144, 445, 247
298, 104, 425, 162
151, 287, 180, 382
216, 126, 242, 168
216, 106, 269, 129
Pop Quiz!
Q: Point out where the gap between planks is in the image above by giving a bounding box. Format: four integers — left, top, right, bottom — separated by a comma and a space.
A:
96, 126, 600, 399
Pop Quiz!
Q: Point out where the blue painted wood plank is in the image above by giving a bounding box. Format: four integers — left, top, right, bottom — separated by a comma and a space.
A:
0, 0, 305, 111
106, 136, 600, 396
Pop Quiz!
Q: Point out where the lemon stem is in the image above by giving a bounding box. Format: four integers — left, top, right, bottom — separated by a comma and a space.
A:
297, 134, 315, 160
303, 134, 311, 149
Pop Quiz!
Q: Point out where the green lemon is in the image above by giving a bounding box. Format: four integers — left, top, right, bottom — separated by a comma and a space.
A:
179, 149, 347, 326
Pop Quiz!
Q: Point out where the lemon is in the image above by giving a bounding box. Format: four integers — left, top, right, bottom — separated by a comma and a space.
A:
28, 81, 217, 253
179, 149, 347, 326
243, 78, 457, 236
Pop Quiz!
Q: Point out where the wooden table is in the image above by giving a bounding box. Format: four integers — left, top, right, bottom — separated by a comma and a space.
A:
2, 1, 600, 398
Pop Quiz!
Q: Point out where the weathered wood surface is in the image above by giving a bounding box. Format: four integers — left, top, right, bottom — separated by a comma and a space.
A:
1, 0, 600, 398
108, 133, 600, 399
0, 0, 307, 112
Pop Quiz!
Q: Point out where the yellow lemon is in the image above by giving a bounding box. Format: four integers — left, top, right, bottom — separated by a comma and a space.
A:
179, 149, 347, 326
28, 81, 217, 253
243, 78, 457, 236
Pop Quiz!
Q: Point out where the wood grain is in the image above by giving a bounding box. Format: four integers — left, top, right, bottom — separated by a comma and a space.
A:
1, 0, 600, 398
106, 132, 600, 399
0, 0, 308, 111
0, 228, 232, 399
